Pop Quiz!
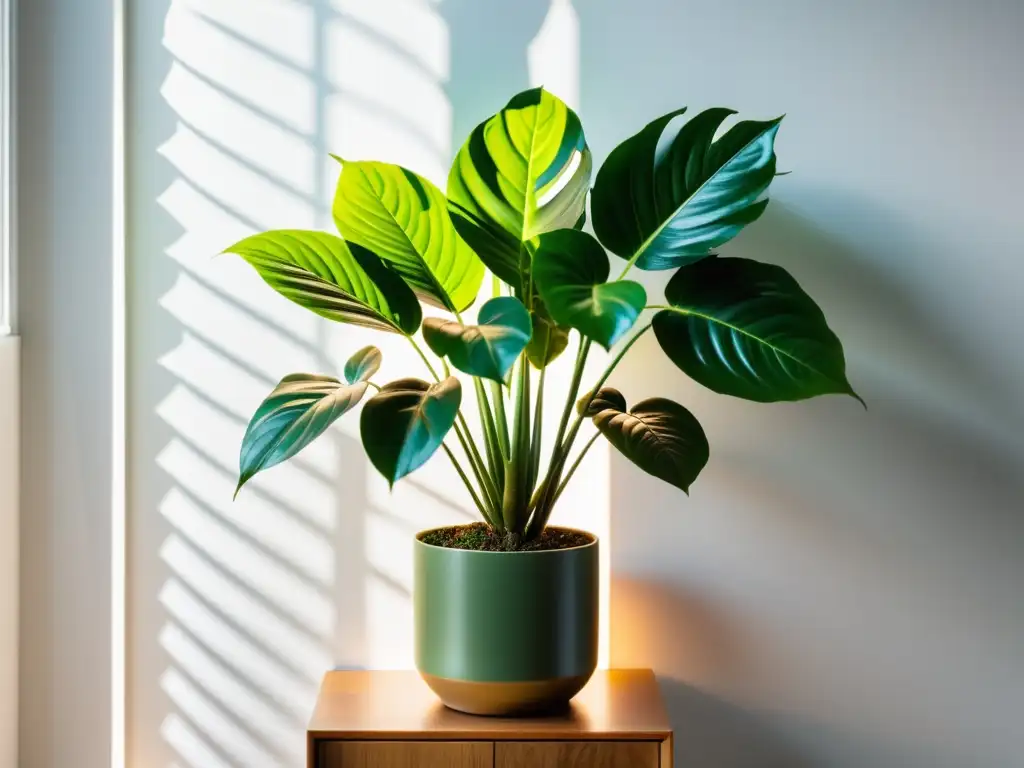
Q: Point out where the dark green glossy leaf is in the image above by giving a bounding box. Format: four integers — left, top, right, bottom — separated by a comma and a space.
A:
592, 107, 781, 271
360, 377, 462, 487
577, 387, 626, 417
332, 159, 484, 312
653, 257, 861, 403
422, 297, 532, 382
448, 87, 592, 288
236, 374, 367, 497
525, 299, 570, 369
593, 396, 709, 494
225, 230, 422, 334
343, 345, 382, 384
534, 229, 646, 349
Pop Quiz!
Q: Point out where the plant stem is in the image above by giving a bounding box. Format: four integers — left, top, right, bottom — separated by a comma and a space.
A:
503, 354, 532, 533
407, 335, 500, 521
474, 377, 505, 490
442, 442, 494, 526
525, 325, 651, 539
549, 337, 592, 476
491, 380, 511, 460
551, 430, 600, 507
529, 358, 545, 491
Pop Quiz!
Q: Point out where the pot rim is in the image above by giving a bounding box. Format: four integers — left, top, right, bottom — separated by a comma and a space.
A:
414, 524, 599, 554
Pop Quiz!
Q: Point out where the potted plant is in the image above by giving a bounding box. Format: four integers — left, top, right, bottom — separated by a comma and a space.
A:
228, 89, 859, 716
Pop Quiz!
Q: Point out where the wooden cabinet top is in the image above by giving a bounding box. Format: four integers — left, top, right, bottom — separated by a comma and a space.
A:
308, 669, 671, 741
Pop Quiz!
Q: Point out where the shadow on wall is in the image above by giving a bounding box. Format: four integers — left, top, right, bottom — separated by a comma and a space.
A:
130, 1, 564, 766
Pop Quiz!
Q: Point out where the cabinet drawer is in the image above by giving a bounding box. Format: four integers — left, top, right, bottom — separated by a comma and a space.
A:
319, 741, 492, 767
496, 741, 659, 768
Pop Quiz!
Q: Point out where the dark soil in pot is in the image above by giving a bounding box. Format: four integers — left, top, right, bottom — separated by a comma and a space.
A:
419, 522, 593, 552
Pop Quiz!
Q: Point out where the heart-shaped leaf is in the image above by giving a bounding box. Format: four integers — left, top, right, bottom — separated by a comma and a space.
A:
332, 159, 484, 313
236, 374, 368, 497
344, 346, 382, 384
653, 257, 861, 403
592, 396, 709, 494
534, 229, 647, 349
592, 107, 781, 271
577, 387, 627, 417
360, 377, 462, 487
422, 297, 532, 382
448, 87, 592, 289
226, 230, 422, 334
525, 299, 570, 369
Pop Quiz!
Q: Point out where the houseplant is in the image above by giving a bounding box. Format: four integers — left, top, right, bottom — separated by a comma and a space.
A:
227, 88, 859, 715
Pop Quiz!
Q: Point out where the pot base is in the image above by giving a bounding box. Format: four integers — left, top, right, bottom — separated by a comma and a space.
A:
420, 672, 592, 717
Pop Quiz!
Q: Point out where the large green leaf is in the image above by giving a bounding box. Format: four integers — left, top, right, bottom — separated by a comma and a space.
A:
360, 377, 462, 487
525, 298, 570, 369
591, 107, 781, 271
235, 374, 367, 497
332, 159, 484, 313
653, 257, 861, 403
422, 297, 532, 383
343, 345, 382, 384
447, 87, 592, 289
226, 230, 422, 334
592, 396, 709, 494
577, 386, 627, 417
534, 229, 646, 349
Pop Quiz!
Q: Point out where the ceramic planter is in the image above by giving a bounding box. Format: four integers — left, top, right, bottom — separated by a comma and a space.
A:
413, 527, 599, 716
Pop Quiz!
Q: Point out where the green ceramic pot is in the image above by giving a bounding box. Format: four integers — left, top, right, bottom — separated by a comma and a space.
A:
414, 526, 599, 716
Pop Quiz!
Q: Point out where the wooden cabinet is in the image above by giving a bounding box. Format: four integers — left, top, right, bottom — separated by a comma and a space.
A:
320, 741, 491, 767
308, 670, 673, 768
496, 741, 659, 768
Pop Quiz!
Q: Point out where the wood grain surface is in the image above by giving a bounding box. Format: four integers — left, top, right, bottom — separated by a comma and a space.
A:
495, 741, 659, 768
320, 741, 492, 768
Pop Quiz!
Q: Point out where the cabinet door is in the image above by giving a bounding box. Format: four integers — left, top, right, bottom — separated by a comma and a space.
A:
496, 741, 659, 768
320, 741, 492, 768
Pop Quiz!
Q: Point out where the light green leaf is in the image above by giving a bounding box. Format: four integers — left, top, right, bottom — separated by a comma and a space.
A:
360, 377, 462, 487
592, 107, 781, 271
422, 297, 532, 383
344, 345, 382, 384
448, 87, 592, 289
653, 257, 861, 403
592, 396, 709, 494
236, 374, 367, 497
332, 159, 484, 312
533, 229, 646, 349
225, 230, 422, 334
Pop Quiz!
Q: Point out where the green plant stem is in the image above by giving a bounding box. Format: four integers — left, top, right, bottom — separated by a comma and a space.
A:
491, 380, 511, 460
503, 355, 532, 534
441, 442, 494, 526
548, 337, 592, 477
529, 358, 546, 491
551, 430, 601, 506
408, 335, 500, 521
525, 325, 651, 538
474, 378, 504, 489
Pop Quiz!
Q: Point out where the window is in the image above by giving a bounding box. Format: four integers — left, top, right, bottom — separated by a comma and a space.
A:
0, 0, 11, 335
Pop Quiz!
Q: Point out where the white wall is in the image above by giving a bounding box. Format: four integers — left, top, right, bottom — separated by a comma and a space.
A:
17, 0, 117, 766
595, 2, 1024, 767
117, 1, 1024, 768
0, 337, 18, 768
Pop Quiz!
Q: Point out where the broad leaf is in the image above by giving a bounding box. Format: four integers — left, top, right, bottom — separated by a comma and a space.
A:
236, 374, 367, 497
593, 396, 709, 494
577, 387, 627, 417
226, 230, 422, 334
332, 159, 484, 312
448, 87, 592, 288
534, 229, 646, 349
344, 346, 382, 384
422, 297, 532, 382
360, 377, 462, 487
592, 107, 781, 271
525, 299, 570, 369
653, 257, 861, 403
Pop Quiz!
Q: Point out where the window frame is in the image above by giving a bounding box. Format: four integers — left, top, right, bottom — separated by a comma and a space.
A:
0, 0, 13, 336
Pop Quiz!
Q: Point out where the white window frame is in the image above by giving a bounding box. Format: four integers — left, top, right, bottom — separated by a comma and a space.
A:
0, 0, 13, 336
